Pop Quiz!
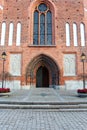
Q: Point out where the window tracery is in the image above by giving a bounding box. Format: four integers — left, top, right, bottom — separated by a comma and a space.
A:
33, 3, 52, 45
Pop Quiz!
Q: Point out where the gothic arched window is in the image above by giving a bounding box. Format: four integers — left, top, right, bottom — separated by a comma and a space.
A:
80, 23, 85, 46
8, 22, 14, 46
65, 23, 70, 46
33, 3, 52, 45
1, 22, 6, 46
73, 23, 78, 46
16, 22, 21, 46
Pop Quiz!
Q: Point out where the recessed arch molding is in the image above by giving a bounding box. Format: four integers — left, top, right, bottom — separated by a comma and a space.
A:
25, 54, 60, 87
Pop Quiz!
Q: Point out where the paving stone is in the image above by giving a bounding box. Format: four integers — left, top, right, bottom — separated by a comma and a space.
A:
0, 88, 87, 129
0, 109, 87, 130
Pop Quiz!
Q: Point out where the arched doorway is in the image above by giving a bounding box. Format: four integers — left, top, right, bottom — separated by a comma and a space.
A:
36, 66, 49, 87
25, 54, 59, 87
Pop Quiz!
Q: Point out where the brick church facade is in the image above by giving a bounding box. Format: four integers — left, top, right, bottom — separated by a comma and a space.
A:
0, 0, 87, 89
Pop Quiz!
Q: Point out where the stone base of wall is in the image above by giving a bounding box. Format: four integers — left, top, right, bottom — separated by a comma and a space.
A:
0, 80, 87, 90
21, 85, 30, 89
0, 80, 21, 90
65, 80, 87, 90
55, 85, 65, 89
21, 84, 35, 89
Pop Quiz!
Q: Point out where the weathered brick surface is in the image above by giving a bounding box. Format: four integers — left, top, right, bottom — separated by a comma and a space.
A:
0, 0, 87, 87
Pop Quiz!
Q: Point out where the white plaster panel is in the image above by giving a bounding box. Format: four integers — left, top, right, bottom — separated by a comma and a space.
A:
64, 54, 76, 76
10, 54, 21, 76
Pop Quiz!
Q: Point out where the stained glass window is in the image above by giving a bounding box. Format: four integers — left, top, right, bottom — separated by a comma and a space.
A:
40, 14, 45, 45
38, 3, 47, 11
33, 11, 39, 45
47, 11, 52, 45
33, 3, 52, 45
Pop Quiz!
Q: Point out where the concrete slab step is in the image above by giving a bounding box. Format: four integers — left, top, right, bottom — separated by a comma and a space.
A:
0, 101, 87, 105
0, 88, 87, 110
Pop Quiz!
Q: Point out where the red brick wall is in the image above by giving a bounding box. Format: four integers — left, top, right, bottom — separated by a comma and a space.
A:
0, 0, 87, 86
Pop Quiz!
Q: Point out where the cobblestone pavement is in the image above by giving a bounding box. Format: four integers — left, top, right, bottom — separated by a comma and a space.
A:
0, 109, 87, 130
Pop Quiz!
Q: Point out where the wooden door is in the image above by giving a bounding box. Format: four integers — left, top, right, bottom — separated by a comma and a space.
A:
36, 66, 49, 87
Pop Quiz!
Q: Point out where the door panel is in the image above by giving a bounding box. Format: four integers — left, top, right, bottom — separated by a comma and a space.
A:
36, 67, 42, 87
36, 66, 49, 87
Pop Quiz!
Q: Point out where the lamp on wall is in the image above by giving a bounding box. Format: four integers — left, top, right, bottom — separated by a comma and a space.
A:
1, 52, 7, 88
81, 52, 86, 89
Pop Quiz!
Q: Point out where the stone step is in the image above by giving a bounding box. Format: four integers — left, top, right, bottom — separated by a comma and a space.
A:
0, 101, 87, 105
0, 102, 87, 110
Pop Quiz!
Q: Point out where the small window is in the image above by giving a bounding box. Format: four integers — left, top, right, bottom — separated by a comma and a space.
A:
1, 22, 6, 46
38, 3, 47, 11
16, 22, 21, 46
66, 23, 70, 46
8, 22, 14, 46
73, 23, 78, 46
80, 23, 85, 46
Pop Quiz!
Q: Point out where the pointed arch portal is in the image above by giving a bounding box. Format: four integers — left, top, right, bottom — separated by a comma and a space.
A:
26, 54, 59, 87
